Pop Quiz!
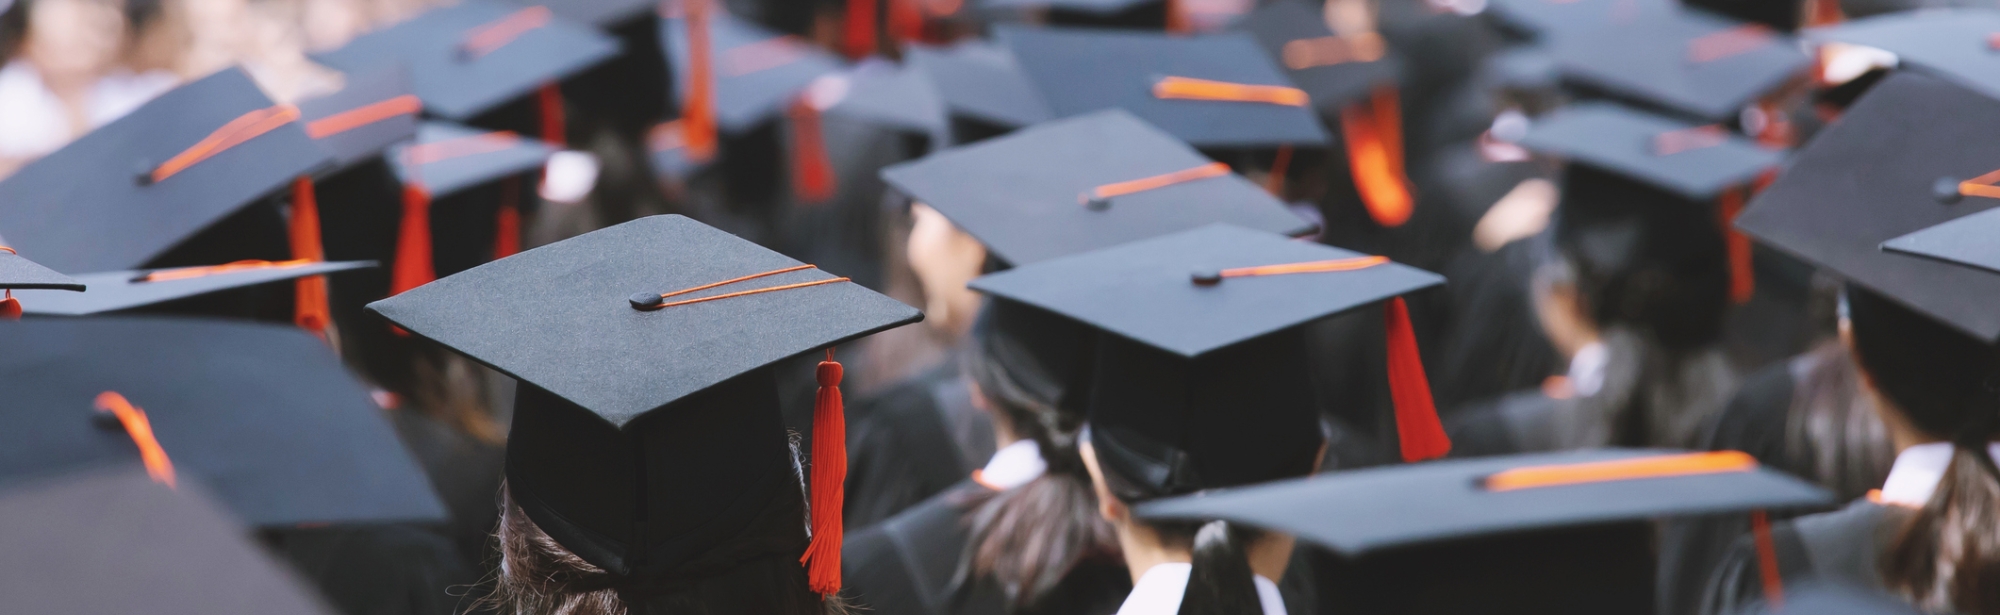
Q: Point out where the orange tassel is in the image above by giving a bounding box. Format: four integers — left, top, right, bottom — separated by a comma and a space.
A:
0, 290, 18, 320
888, 0, 922, 45
1386, 297, 1450, 461
1265, 144, 1292, 197
288, 177, 332, 338
1719, 188, 1754, 304
391, 185, 435, 296
842, 0, 878, 59
800, 348, 847, 596
789, 97, 837, 203
1340, 86, 1413, 228
95, 392, 177, 488
682, 0, 718, 162
495, 177, 523, 259
1751, 510, 1784, 607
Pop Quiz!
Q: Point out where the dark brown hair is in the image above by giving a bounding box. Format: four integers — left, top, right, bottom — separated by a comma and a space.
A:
1848, 284, 2000, 614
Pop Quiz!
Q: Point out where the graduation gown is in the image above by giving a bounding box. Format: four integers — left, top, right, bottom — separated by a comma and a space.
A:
844, 363, 995, 529
266, 523, 480, 615
842, 480, 1131, 615
1697, 500, 1899, 615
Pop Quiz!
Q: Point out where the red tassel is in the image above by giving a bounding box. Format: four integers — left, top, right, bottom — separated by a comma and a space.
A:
887, 0, 921, 46
495, 177, 523, 259
683, 0, 718, 162
1719, 188, 1754, 304
1265, 144, 1293, 197
1750, 510, 1784, 607
289, 177, 332, 338
0, 290, 18, 320
789, 97, 837, 203
536, 83, 566, 147
1164, 0, 1190, 33
800, 348, 847, 596
842, 0, 878, 59
1386, 297, 1450, 461
1341, 86, 1413, 228
391, 185, 435, 296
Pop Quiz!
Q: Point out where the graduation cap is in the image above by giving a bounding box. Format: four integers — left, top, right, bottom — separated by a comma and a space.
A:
1808, 8, 2000, 102
1483, 0, 1679, 40
1232, 0, 1401, 113
881, 110, 1315, 267
298, 66, 422, 170
9, 260, 373, 316
0, 67, 329, 275
313, 0, 620, 121
0, 317, 447, 526
823, 59, 948, 144
996, 26, 1330, 149
0, 469, 334, 615
971, 223, 1452, 474
382, 121, 555, 296
1737, 70, 2000, 341
660, 6, 846, 200
0, 247, 84, 319
1548, 8, 1812, 122
365, 214, 921, 591
904, 41, 1053, 136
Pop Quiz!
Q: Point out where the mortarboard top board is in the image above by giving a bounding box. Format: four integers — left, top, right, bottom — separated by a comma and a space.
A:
661, 9, 843, 133
1808, 9, 2000, 102
981, 0, 1155, 13
390, 122, 556, 197
298, 66, 421, 170
1231, 0, 1402, 112
1736, 69, 2000, 342
1135, 448, 1831, 554
313, 0, 620, 120
1484, 0, 1679, 40
996, 26, 1330, 148
0, 249, 84, 291
1548, 7, 1812, 122
880, 110, 1316, 267
0, 317, 447, 527
513, 0, 655, 27
1881, 208, 2000, 276
1517, 101, 1784, 200
0, 68, 330, 274
0, 468, 334, 615
822, 59, 948, 138
904, 41, 1053, 130
11, 260, 372, 316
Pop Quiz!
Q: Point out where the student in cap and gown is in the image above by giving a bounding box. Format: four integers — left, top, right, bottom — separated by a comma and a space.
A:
366, 214, 923, 613
1698, 69, 2000, 615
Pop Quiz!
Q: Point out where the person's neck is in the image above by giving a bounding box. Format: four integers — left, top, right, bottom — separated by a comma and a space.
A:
1113, 520, 1294, 584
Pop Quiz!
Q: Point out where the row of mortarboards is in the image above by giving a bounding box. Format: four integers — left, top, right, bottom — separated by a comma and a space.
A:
7, 0, 2000, 611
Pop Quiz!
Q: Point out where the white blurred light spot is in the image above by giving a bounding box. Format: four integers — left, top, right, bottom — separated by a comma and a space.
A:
539, 150, 599, 204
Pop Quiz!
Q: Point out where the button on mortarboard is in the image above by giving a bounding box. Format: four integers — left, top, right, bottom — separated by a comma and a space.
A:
314, 0, 620, 120
1518, 101, 1784, 200
0, 68, 330, 275
0, 317, 447, 527
1548, 8, 1811, 121
1737, 70, 2000, 342
996, 26, 1330, 148
881, 110, 1314, 267
8, 260, 373, 316
661, 9, 843, 133
1808, 8, 2000, 103
298, 66, 422, 171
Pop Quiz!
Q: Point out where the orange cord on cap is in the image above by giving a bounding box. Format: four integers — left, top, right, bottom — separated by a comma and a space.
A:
1961, 168, 2000, 199
1081, 162, 1230, 204
1687, 24, 1775, 64
95, 392, 177, 488
790, 96, 837, 203
1218, 255, 1387, 278
149, 104, 301, 184
1153, 76, 1309, 106
720, 36, 811, 77
461, 6, 551, 59
1482, 450, 1758, 491
682, 0, 718, 162
1282, 33, 1386, 69
304, 95, 422, 139
800, 347, 847, 595
289, 177, 332, 339
1653, 125, 1729, 156
633, 264, 851, 310
1341, 86, 1413, 227
135, 259, 315, 283
403, 131, 523, 166
1751, 509, 1785, 608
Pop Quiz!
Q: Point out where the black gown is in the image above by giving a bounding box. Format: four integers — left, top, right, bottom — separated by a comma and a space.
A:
1698, 500, 1900, 615
843, 363, 995, 529
842, 480, 1132, 615
266, 523, 480, 615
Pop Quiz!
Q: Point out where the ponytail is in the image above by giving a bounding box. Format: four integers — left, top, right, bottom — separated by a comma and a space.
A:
1881, 443, 2000, 614
1178, 520, 1264, 615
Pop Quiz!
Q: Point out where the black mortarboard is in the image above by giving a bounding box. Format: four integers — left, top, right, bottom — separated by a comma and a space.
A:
1737, 70, 2000, 341
391, 122, 556, 197
973, 223, 1453, 479
881, 110, 1315, 267
0, 317, 447, 526
660, 9, 842, 133
823, 59, 948, 140
0, 68, 330, 274
0, 469, 333, 615
314, 0, 620, 120
518, 0, 653, 27
904, 41, 1053, 132
1881, 208, 2000, 276
1136, 448, 1829, 553
1548, 8, 1811, 121
366, 215, 920, 582
298, 66, 421, 170
1232, 0, 1402, 112
11, 260, 372, 316
0, 249, 83, 291
1808, 8, 2000, 102
1485, 0, 1679, 40
996, 26, 1330, 148
1518, 101, 1783, 199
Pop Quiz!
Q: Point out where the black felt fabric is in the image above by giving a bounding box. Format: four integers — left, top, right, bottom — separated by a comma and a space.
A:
0, 251, 84, 290
1881, 206, 2000, 276
511, 0, 653, 27
1232, 0, 1403, 112
905, 41, 1053, 130
0, 317, 447, 527
1548, 8, 1811, 121
0, 469, 334, 615
0, 68, 330, 274
827, 60, 948, 138
1519, 101, 1784, 199
659, 9, 842, 132
389, 122, 555, 196
314, 0, 620, 120
12, 260, 372, 316
1810, 9, 2000, 101
1305, 520, 1658, 615
882, 110, 1314, 267
1484, 0, 1679, 40
842, 364, 988, 530
1736, 70, 2000, 341
299, 66, 421, 170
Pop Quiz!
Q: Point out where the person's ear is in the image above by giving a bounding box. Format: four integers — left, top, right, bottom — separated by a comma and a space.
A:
1078, 441, 1128, 523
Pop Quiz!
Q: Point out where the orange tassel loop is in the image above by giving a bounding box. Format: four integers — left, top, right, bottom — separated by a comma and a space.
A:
304, 95, 421, 139
1652, 125, 1728, 157
1686, 24, 1775, 64
1482, 450, 1757, 491
95, 392, 177, 488
1340, 86, 1413, 228
1385, 297, 1450, 461
0, 289, 18, 321
800, 348, 848, 596
1719, 188, 1754, 305
289, 177, 332, 338
391, 185, 436, 296
135, 259, 314, 283
630, 264, 851, 310
1751, 509, 1785, 608
1153, 76, 1308, 106
148, 104, 301, 184
789, 96, 837, 204
1081, 162, 1230, 205
1265, 145, 1293, 198
682, 0, 718, 162
842, 0, 878, 59
460, 5, 551, 59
